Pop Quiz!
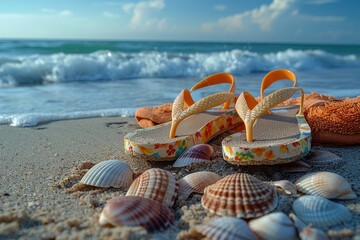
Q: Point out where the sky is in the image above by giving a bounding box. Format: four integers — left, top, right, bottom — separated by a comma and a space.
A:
0, 0, 359, 44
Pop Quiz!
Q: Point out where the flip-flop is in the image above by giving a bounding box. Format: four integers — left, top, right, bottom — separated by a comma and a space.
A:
222, 69, 312, 165
124, 73, 241, 161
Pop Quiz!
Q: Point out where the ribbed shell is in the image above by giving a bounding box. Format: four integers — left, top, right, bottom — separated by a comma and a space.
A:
249, 212, 297, 240
280, 160, 311, 173
304, 150, 343, 167
126, 168, 178, 208
201, 173, 278, 219
80, 160, 133, 188
196, 217, 256, 240
178, 171, 221, 201
99, 196, 174, 232
299, 227, 329, 240
172, 144, 214, 167
295, 172, 356, 200
292, 195, 352, 229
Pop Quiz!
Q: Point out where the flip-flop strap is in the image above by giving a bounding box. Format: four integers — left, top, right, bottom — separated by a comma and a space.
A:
236, 87, 304, 142
260, 69, 297, 100
190, 73, 236, 110
169, 89, 237, 138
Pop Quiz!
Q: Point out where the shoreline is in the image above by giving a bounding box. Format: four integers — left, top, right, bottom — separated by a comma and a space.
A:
0, 116, 359, 239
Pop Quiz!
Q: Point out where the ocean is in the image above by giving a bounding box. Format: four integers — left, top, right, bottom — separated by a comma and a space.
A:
0, 39, 359, 127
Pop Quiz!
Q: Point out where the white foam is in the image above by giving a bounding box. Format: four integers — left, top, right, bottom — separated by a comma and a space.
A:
0, 108, 135, 127
0, 49, 359, 86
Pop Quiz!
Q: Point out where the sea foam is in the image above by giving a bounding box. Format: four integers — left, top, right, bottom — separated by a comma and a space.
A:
1, 49, 359, 86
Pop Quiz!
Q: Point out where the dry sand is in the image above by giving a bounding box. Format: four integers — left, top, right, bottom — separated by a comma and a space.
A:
0, 116, 359, 239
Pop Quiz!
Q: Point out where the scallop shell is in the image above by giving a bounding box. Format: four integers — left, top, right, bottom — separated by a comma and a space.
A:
299, 227, 329, 240
292, 195, 352, 229
295, 171, 356, 200
80, 160, 133, 188
201, 173, 278, 219
304, 150, 344, 167
249, 212, 297, 240
172, 144, 214, 167
99, 196, 174, 232
126, 168, 178, 208
196, 217, 256, 240
268, 180, 297, 195
280, 160, 311, 173
178, 171, 221, 201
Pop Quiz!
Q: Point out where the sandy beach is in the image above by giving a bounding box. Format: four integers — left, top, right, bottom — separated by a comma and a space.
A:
0, 116, 359, 239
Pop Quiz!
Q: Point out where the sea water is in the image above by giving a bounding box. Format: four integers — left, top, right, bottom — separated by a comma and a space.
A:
0, 40, 359, 127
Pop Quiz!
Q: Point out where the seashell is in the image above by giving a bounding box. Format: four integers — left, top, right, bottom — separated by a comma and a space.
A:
268, 180, 297, 195
99, 196, 174, 232
196, 217, 256, 240
249, 212, 297, 240
202, 173, 278, 219
299, 227, 329, 240
80, 160, 133, 188
292, 195, 352, 229
304, 150, 343, 167
178, 171, 221, 201
126, 168, 178, 208
172, 144, 214, 167
280, 160, 311, 173
295, 171, 357, 200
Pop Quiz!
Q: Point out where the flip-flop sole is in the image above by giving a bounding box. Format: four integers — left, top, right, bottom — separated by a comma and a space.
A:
222, 106, 311, 165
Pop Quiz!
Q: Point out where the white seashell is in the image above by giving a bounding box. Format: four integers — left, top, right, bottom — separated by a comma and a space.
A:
178, 171, 221, 201
280, 160, 311, 173
289, 212, 307, 229
126, 168, 178, 208
304, 150, 344, 167
268, 180, 297, 195
196, 217, 256, 240
80, 160, 133, 188
295, 171, 356, 200
173, 144, 214, 167
292, 195, 352, 229
299, 227, 329, 240
99, 196, 174, 232
249, 212, 297, 240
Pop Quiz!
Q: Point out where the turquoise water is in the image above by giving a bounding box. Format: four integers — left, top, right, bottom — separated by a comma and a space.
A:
0, 40, 359, 126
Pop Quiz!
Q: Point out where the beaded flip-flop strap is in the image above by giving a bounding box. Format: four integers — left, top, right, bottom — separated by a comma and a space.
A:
169, 89, 237, 138
190, 73, 236, 110
236, 87, 304, 142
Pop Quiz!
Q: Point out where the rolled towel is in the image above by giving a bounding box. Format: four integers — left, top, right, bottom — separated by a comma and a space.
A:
135, 103, 172, 128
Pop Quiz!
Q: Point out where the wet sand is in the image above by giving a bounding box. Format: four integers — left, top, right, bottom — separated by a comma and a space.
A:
0, 117, 359, 239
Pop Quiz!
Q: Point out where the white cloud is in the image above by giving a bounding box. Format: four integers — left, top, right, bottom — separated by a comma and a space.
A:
214, 4, 227, 11
304, 0, 337, 5
213, 0, 293, 32
122, 0, 166, 30
41, 8, 73, 16
59, 10, 73, 16
292, 9, 344, 22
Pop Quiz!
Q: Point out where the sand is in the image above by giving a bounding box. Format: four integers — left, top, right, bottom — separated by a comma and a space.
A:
0, 116, 359, 239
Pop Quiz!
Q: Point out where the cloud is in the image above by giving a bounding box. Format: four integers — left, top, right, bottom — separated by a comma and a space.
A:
59, 10, 73, 16
214, 4, 227, 11
304, 0, 337, 4
292, 9, 344, 22
122, 0, 166, 30
213, 0, 293, 32
103, 11, 116, 18
41, 8, 73, 16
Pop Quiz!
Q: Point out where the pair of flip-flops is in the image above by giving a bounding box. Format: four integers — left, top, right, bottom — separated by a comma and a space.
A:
124, 69, 311, 165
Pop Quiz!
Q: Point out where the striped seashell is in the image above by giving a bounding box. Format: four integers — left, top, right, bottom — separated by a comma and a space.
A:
178, 171, 221, 201
295, 171, 356, 200
268, 180, 297, 195
292, 195, 352, 229
172, 144, 214, 167
126, 168, 178, 208
99, 196, 174, 232
201, 173, 278, 219
304, 150, 344, 167
80, 160, 133, 188
280, 160, 311, 173
299, 227, 329, 240
196, 217, 256, 240
249, 212, 297, 240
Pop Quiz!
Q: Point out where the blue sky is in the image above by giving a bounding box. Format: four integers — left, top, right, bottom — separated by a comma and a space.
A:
0, 0, 359, 44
